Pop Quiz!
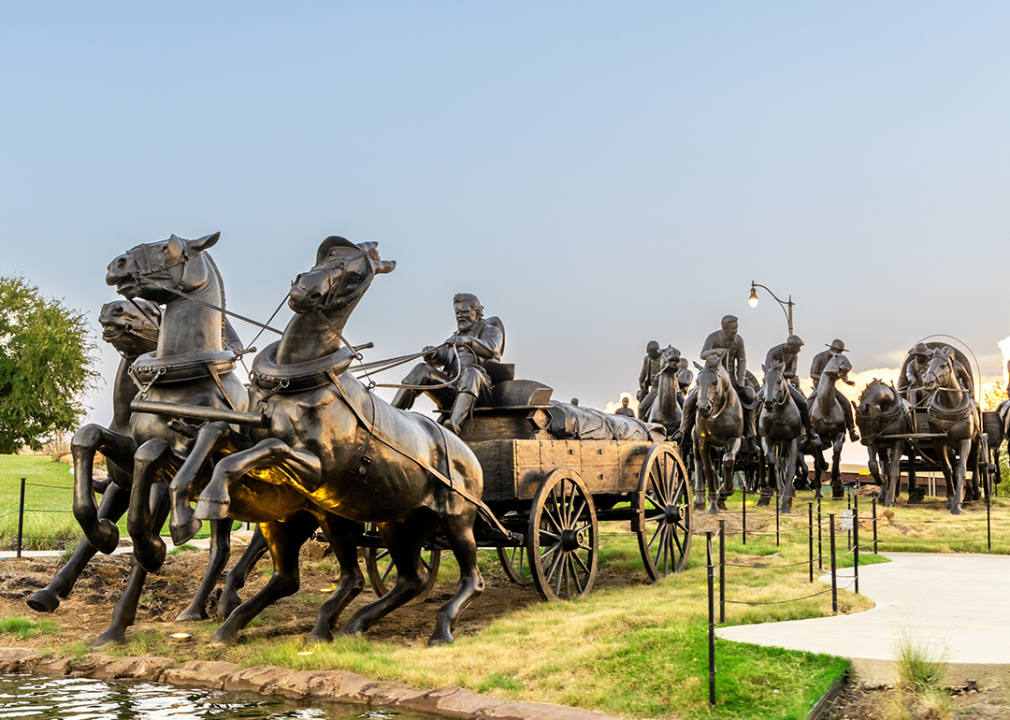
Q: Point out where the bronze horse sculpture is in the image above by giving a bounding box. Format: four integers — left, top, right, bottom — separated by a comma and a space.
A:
806, 352, 853, 499
28, 299, 159, 613
692, 351, 743, 515
923, 347, 979, 515
855, 380, 914, 507
757, 360, 803, 514
71, 233, 248, 645
647, 346, 683, 438
170, 237, 486, 646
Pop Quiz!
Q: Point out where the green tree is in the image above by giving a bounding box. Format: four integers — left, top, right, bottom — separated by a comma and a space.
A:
0, 276, 99, 454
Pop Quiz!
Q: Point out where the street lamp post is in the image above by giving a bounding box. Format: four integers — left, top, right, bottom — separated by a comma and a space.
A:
748, 281, 794, 336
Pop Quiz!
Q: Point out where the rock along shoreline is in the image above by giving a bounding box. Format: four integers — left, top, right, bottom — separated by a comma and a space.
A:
0, 647, 619, 720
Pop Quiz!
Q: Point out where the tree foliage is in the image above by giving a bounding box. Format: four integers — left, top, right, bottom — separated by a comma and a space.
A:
0, 276, 98, 453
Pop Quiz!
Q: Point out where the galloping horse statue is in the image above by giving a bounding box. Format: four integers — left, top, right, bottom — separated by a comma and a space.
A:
758, 360, 803, 514
693, 351, 744, 515
923, 347, 979, 515
170, 237, 487, 647
855, 380, 914, 507
647, 346, 683, 438
807, 352, 853, 499
71, 233, 248, 645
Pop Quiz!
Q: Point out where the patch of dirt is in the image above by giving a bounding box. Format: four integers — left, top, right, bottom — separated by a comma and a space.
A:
827, 680, 1010, 719
0, 541, 649, 649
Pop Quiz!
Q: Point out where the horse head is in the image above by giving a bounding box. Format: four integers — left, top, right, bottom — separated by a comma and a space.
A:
99, 299, 160, 357
697, 350, 728, 418
288, 236, 396, 317
922, 347, 954, 393
821, 351, 852, 380
658, 346, 681, 376
107, 233, 221, 303
761, 359, 789, 406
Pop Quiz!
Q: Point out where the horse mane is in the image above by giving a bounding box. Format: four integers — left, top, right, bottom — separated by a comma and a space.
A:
203, 251, 228, 346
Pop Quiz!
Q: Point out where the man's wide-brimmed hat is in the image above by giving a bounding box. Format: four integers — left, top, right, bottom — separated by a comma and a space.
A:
913, 342, 930, 357
826, 339, 848, 353
787, 335, 804, 347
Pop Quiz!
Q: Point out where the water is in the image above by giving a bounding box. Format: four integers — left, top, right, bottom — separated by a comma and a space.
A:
0, 672, 436, 720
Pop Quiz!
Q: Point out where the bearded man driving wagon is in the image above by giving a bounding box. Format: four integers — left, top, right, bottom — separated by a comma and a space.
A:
391, 292, 504, 435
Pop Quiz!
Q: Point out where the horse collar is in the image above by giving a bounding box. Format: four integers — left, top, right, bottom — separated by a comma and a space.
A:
129, 350, 237, 387
251, 341, 354, 394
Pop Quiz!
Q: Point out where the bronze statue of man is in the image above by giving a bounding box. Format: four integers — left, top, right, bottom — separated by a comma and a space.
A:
391, 293, 504, 434
809, 339, 858, 441
637, 340, 662, 420
677, 357, 693, 397
615, 396, 636, 418
676, 315, 755, 443
764, 335, 821, 445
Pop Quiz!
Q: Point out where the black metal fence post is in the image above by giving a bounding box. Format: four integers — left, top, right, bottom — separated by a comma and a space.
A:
707, 531, 716, 706
829, 514, 837, 614
775, 487, 780, 547
17, 477, 26, 559
853, 502, 860, 595
987, 476, 992, 552
741, 485, 747, 546
817, 495, 823, 570
808, 501, 814, 583
846, 489, 852, 549
872, 496, 878, 554
718, 519, 725, 623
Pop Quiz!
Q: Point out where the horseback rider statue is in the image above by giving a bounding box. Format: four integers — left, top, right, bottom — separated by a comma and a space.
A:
675, 315, 756, 444
809, 339, 859, 442
764, 335, 822, 446
391, 292, 504, 435
637, 340, 662, 420
677, 357, 693, 400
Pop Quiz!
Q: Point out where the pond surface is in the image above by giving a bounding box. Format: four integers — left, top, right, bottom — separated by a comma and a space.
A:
0, 672, 436, 720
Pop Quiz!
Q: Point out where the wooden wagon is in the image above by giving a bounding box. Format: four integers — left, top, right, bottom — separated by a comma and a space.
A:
362, 370, 694, 603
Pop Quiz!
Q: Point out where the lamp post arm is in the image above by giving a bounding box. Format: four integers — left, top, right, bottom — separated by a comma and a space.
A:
750, 281, 795, 336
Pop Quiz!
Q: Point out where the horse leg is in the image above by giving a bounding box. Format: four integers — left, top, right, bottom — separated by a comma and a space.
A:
867, 446, 883, 488
783, 439, 800, 513
72, 425, 136, 554
693, 449, 706, 511
938, 445, 956, 512
719, 438, 741, 506
830, 434, 844, 498
950, 438, 972, 515
94, 481, 171, 647
170, 421, 239, 545
176, 518, 232, 621
308, 513, 365, 645
342, 514, 441, 638
127, 439, 180, 573
216, 525, 268, 619
28, 483, 131, 613
211, 517, 316, 646
703, 446, 719, 516
429, 508, 484, 646
196, 439, 321, 521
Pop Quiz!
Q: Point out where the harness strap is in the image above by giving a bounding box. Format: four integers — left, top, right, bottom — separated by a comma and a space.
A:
325, 367, 510, 537
207, 363, 237, 412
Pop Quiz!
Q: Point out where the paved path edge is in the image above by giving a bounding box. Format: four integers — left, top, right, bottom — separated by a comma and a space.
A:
0, 647, 621, 720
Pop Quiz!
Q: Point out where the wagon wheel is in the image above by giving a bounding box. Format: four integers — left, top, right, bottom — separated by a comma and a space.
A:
496, 545, 531, 585
527, 468, 598, 602
634, 443, 692, 579
363, 524, 442, 605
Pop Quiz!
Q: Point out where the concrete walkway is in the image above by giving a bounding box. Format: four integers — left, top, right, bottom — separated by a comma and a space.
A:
717, 552, 1010, 684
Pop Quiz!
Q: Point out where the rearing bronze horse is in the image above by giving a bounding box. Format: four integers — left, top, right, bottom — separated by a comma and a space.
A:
72, 233, 247, 645
172, 237, 486, 646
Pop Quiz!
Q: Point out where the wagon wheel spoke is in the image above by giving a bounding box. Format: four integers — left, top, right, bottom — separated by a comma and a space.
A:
569, 557, 585, 595
543, 497, 565, 535
569, 497, 587, 528
545, 545, 565, 584
572, 549, 591, 575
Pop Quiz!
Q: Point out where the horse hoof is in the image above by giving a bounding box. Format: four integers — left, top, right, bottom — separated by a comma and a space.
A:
210, 630, 237, 647
694, 502, 705, 511
175, 605, 207, 622
94, 627, 127, 648
87, 519, 120, 555
307, 630, 332, 646
215, 595, 242, 620
951, 505, 962, 516
26, 588, 61, 613
195, 497, 230, 521
428, 630, 454, 646
170, 517, 202, 546
707, 503, 719, 516
134, 537, 167, 573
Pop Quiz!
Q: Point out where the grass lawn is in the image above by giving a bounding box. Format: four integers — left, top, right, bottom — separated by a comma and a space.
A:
0, 454, 231, 550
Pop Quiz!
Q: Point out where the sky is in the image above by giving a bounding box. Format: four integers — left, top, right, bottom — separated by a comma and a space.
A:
2, 3, 1009, 464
